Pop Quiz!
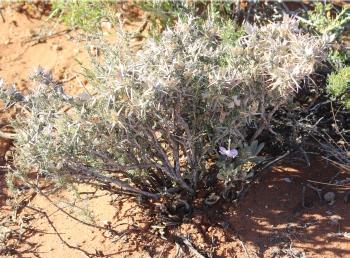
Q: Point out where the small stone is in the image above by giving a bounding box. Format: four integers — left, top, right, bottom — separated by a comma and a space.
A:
10, 20, 18, 27
52, 44, 63, 51
204, 193, 220, 206
283, 177, 292, 183
325, 210, 332, 215
324, 192, 336, 205
329, 215, 342, 226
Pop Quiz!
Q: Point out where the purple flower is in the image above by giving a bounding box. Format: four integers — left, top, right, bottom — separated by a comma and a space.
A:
219, 147, 238, 158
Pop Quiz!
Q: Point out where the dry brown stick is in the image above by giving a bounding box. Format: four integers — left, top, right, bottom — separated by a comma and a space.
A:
11, 191, 37, 220
329, 160, 350, 174
0, 8, 5, 23
174, 242, 182, 258
307, 179, 350, 189
306, 183, 323, 201
136, 16, 148, 34
238, 238, 251, 258
299, 146, 311, 167
158, 119, 181, 178
0, 130, 16, 140
9, 44, 31, 62
60, 75, 77, 83
142, 124, 194, 194
179, 236, 207, 258
22, 28, 72, 44
328, 172, 341, 184
251, 102, 281, 143
67, 163, 160, 199
176, 111, 198, 188
330, 101, 347, 143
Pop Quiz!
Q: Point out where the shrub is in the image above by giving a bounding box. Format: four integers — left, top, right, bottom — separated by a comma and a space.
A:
1, 17, 325, 205
328, 49, 349, 70
50, 0, 114, 32
137, 0, 235, 35
137, 0, 189, 35
301, 3, 349, 74
303, 3, 350, 39
327, 66, 350, 109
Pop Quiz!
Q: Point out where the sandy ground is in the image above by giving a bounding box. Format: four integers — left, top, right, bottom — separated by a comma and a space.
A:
0, 5, 349, 258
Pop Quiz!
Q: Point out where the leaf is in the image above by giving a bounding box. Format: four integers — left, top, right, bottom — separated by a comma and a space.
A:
250, 140, 258, 155
217, 172, 226, 181
255, 142, 265, 156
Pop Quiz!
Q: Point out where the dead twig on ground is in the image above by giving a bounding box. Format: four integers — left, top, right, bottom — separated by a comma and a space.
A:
60, 75, 77, 83
307, 179, 350, 189
298, 146, 310, 167
25, 206, 94, 258
0, 8, 5, 23
22, 28, 72, 45
238, 238, 251, 258
182, 237, 206, 258
136, 16, 148, 34
306, 183, 323, 201
9, 45, 31, 62
328, 172, 341, 184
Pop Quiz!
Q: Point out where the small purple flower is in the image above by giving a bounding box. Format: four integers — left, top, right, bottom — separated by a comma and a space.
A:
219, 147, 238, 158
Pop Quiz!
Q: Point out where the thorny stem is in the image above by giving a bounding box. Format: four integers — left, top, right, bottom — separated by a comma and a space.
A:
251, 98, 282, 143
66, 163, 160, 199
132, 122, 194, 194
175, 111, 198, 189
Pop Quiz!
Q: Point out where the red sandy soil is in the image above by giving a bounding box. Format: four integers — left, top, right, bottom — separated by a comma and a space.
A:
0, 5, 349, 258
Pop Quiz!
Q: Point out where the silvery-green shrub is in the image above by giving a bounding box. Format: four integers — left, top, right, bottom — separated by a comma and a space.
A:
1, 16, 325, 201
327, 66, 350, 109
